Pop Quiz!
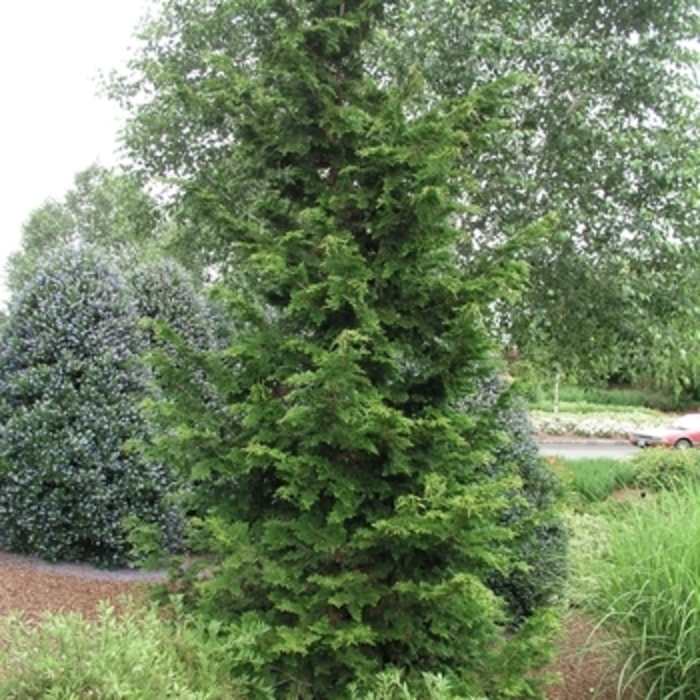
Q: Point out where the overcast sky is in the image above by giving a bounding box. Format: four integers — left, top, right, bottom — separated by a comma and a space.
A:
0, 0, 151, 303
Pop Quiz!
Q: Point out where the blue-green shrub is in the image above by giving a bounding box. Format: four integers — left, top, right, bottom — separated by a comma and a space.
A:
465, 377, 568, 622
127, 256, 223, 553
0, 247, 177, 567
128, 257, 218, 352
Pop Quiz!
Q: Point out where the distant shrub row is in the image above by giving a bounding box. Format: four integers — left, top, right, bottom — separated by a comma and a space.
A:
527, 383, 696, 413
552, 447, 700, 507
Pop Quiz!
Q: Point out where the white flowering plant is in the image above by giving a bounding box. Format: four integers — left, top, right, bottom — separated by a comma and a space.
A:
0, 248, 216, 568
531, 409, 668, 439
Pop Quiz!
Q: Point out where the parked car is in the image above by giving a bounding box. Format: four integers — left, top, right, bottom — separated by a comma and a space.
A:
628, 414, 700, 449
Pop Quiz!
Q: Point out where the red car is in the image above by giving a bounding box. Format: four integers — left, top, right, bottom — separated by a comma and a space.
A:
628, 414, 700, 449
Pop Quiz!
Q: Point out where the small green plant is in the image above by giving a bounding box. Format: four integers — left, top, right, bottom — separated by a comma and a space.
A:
347, 668, 485, 699
563, 458, 636, 503
561, 511, 610, 608
591, 484, 700, 698
631, 448, 700, 492
0, 601, 241, 699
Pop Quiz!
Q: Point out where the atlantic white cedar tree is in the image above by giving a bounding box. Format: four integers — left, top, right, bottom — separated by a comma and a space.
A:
116, 1, 561, 696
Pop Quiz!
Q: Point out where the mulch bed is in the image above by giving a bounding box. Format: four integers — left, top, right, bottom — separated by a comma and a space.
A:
0, 550, 637, 698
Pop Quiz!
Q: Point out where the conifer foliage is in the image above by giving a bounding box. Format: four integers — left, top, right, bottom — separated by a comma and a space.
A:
0, 247, 178, 568
119, 0, 562, 695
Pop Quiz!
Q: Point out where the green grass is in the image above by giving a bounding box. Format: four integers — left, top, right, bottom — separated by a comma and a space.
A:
528, 384, 689, 413
555, 457, 636, 503
591, 484, 700, 698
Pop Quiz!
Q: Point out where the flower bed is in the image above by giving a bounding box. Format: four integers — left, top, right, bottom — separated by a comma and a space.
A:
531, 410, 668, 439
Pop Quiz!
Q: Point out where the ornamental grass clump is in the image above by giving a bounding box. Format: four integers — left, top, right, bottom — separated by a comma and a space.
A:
564, 457, 636, 504
0, 246, 179, 568
592, 484, 700, 698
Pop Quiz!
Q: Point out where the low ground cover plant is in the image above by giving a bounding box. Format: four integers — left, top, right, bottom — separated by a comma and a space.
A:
0, 599, 491, 700
562, 510, 610, 609
0, 602, 233, 699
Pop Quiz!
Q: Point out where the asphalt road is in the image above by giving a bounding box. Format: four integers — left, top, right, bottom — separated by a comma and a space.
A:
538, 442, 637, 460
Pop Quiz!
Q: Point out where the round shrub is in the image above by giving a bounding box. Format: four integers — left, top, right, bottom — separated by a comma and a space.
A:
0, 246, 177, 567
126, 256, 224, 532
464, 376, 568, 622
631, 447, 700, 492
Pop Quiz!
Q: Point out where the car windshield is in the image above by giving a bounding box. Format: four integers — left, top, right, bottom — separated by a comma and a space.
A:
669, 416, 700, 430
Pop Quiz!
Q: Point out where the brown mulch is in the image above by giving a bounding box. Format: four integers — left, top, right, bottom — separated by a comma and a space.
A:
0, 550, 635, 699
0, 550, 160, 623
543, 614, 638, 700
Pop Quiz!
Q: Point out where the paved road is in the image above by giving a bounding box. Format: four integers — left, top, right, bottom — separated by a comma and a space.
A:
539, 442, 637, 460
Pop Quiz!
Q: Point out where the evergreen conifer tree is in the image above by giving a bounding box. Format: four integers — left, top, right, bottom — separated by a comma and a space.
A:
123, 0, 562, 695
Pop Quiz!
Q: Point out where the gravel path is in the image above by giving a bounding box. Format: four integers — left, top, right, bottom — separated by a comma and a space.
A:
0, 549, 167, 582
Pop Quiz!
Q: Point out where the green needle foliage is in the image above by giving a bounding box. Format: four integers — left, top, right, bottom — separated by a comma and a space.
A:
124, 0, 559, 696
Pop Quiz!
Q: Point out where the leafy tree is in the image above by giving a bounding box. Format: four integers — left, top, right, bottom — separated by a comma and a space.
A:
376, 0, 700, 387
0, 246, 179, 568
112, 0, 700, 388
5, 200, 73, 296
116, 1, 560, 696
5, 164, 161, 296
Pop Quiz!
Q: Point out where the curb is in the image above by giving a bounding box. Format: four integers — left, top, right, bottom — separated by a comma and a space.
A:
537, 437, 630, 446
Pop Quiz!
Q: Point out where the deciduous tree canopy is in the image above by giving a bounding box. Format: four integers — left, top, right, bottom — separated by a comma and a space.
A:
5, 165, 160, 296
378, 0, 700, 387
112, 0, 700, 389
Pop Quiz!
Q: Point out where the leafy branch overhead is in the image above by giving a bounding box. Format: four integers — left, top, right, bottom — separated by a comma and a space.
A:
109, 0, 700, 389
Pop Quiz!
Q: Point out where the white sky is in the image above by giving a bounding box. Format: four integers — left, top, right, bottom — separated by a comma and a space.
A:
0, 0, 151, 302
